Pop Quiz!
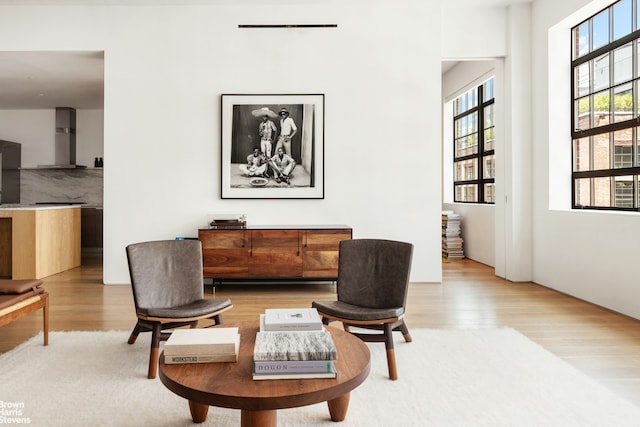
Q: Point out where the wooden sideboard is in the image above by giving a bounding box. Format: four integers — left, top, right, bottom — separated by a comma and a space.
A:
198, 225, 352, 283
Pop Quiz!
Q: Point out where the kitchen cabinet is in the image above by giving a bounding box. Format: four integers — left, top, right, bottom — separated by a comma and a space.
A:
0, 205, 81, 279
0, 140, 21, 204
198, 226, 352, 282
81, 207, 103, 248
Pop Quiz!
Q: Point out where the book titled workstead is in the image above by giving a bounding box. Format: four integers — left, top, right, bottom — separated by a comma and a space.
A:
164, 327, 240, 364
262, 308, 323, 332
165, 353, 238, 364
253, 330, 337, 361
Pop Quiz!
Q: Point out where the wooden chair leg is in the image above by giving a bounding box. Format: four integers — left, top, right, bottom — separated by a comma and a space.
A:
386, 348, 398, 381
128, 320, 143, 345
397, 319, 412, 343
42, 293, 49, 346
209, 314, 222, 326
384, 323, 398, 380
148, 323, 162, 379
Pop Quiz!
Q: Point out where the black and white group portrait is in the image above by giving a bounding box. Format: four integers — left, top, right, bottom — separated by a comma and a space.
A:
221, 94, 324, 199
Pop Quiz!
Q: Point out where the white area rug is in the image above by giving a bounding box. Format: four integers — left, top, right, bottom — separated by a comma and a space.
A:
1, 328, 640, 426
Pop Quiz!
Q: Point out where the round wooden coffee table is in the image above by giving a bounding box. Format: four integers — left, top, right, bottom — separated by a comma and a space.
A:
158, 320, 371, 427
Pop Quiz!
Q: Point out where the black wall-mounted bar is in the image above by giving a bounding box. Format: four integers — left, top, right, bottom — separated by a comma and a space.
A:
238, 24, 338, 28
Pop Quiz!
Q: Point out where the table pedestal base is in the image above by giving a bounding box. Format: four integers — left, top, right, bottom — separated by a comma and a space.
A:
187, 392, 351, 426
241, 409, 277, 427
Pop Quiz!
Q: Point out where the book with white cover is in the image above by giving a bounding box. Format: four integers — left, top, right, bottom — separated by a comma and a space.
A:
263, 308, 323, 331
164, 353, 238, 364
164, 327, 240, 356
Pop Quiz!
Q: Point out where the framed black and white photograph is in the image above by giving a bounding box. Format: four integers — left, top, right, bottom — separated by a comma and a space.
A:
221, 94, 324, 199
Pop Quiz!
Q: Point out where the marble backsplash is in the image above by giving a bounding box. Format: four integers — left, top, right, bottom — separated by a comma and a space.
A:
20, 169, 103, 206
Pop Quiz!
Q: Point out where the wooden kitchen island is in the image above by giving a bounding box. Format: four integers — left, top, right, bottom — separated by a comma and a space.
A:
0, 205, 81, 279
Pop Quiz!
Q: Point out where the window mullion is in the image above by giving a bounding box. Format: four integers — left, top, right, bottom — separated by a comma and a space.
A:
478, 85, 485, 204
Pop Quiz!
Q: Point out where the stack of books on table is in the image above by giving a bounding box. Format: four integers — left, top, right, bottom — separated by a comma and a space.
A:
260, 307, 325, 332
252, 308, 337, 380
163, 327, 240, 364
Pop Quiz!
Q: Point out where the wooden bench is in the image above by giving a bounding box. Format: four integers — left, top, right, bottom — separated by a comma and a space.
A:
0, 279, 49, 345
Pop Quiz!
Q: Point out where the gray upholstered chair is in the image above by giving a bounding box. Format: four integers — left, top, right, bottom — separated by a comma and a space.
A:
312, 239, 413, 380
126, 240, 233, 379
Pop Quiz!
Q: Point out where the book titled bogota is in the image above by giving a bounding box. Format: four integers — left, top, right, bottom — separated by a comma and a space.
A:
262, 308, 323, 332
252, 363, 337, 380
254, 359, 336, 374
163, 327, 240, 364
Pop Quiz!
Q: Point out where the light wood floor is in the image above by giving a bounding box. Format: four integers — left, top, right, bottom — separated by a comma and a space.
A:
2, 252, 640, 407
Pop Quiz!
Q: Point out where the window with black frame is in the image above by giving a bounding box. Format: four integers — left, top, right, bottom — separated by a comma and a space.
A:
453, 77, 495, 204
571, 0, 640, 210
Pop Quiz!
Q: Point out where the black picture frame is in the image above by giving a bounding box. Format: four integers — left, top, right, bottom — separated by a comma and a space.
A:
221, 94, 325, 199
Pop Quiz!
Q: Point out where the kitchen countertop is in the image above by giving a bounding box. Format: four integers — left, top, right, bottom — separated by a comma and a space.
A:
0, 204, 84, 211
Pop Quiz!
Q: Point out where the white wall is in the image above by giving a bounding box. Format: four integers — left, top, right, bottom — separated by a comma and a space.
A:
0, 109, 103, 168
76, 110, 104, 168
531, 0, 640, 320
0, 0, 443, 285
502, 4, 533, 282
441, 4, 507, 60
0, 110, 55, 165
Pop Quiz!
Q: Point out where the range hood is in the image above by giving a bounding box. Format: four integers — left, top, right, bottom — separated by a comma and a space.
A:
37, 107, 86, 169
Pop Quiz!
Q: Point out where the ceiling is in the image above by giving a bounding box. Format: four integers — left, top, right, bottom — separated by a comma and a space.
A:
441, 61, 459, 75
0, 51, 460, 110
0, 51, 104, 109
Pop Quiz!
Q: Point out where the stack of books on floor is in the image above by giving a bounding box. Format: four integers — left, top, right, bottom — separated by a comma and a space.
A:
163, 327, 240, 364
253, 308, 337, 380
442, 210, 464, 260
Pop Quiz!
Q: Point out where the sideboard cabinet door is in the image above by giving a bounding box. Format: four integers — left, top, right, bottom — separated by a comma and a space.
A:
249, 229, 303, 278
199, 229, 249, 278
302, 229, 353, 278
